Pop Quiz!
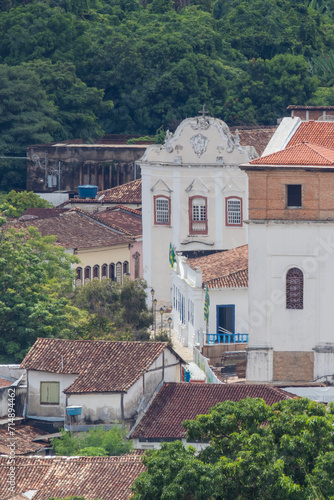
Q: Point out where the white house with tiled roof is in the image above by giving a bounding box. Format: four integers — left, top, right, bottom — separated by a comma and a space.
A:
21, 339, 185, 429
241, 117, 334, 384
139, 114, 257, 306
171, 245, 248, 349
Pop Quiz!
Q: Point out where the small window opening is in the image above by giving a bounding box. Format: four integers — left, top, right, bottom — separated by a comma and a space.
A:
287, 185, 302, 207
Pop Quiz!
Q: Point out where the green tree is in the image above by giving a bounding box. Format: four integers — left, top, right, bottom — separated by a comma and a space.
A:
132, 398, 334, 499
73, 278, 151, 340
0, 190, 52, 218
51, 426, 133, 456
0, 226, 86, 362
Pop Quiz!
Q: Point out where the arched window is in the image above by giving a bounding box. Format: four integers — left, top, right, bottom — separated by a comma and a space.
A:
189, 196, 207, 234
154, 195, 170, 225
93, 265, 100, 280
133, 252, 140, 279
109, 263, 115, 281
286, 267, 303, 309
76, 267, 83, 286
84, 266, 91, 283
226, 197, 242, 226
123, 261, 129, 275
116, 262, 122, 283
101, 264, 108, 279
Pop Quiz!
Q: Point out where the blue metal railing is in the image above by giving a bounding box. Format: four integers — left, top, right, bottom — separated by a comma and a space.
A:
206, 332, 249, 345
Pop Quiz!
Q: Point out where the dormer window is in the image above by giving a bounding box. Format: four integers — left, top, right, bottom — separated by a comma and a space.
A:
287, 185, 302, 208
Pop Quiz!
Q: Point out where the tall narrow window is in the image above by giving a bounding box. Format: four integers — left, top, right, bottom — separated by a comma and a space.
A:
109, 263, 115, 281
101, 264, 108, 279
76, 267, 83, 286
116, 262, 122, 283
154, 196, 170, 225
189, 196, 207, 234
226, 197, 242, 226
287, 185, 302, 208
84, 266, 91, 283
286, 267, 303, 309
123, 261, 129, 275
93, 265, 100, 280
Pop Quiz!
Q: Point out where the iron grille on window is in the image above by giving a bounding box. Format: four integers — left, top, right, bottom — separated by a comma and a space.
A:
227, 198, 241, 225
156, 198, 169, 224
286, 267, 303, 309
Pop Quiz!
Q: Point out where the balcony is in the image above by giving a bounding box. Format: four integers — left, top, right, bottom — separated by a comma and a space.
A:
206, 328, 248, 345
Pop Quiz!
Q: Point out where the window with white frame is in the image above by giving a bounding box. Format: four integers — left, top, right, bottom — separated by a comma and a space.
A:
189, 196, 207, 234
154, 196, 170, 224
226, 197, 242, 226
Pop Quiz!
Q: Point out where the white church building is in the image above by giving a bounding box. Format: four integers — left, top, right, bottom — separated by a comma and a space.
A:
139, 113, 257, 305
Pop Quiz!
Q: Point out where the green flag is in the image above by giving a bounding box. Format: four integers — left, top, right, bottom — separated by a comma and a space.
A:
204, 284, 210, 323
169, 242, 176, 268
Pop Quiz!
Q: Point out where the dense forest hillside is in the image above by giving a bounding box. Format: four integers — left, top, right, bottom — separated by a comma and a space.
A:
1, 0, 334, 189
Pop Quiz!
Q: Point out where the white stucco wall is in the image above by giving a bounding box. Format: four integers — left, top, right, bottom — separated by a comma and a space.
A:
247, 221, 334, 382
27, 370, 77, 420
140, 116, 251, 305
133, 438, 209, 452
172, 256, 248, 349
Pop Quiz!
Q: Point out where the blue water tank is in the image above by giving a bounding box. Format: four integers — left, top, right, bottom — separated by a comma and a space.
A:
78, 185, 98, 199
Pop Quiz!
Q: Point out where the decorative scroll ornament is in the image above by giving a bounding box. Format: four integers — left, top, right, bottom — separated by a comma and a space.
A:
191, 117, 210, 130
191, 134, 208, 158
164, 129, 174, 153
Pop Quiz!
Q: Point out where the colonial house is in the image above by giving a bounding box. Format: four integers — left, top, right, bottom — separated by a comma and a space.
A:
130, 382, 295, 451
0, 454, 145, 500
14, 208, 133, 285
21, 339, 185, 429
139, 114, 259, 306
241, 117, 334, 384
172, 245, 248, 349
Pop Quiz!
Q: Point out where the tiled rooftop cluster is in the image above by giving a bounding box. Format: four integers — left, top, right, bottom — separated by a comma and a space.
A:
13, 210, 131, 249
231, 126, 277, 156
21, 339, 181, 393
92, 205, 142, 237
0, 424, 49, 455
251, 142, 334, 166
131, 382, 295, 440
97, 179, 142, 203
187, 245, 248, 289
0, 455, 145, 500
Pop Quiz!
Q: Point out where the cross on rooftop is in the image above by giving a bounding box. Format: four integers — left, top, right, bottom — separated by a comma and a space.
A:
198, 104, 209, 118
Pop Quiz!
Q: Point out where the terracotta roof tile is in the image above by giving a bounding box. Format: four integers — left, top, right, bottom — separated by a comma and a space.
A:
231, 126, 277, 156
0, 455, 145, 500
19, 208, 69, 220
187, 245, 248, 288
91, 206, 142, 237
250, 142, 334, 166
0, 424, 49, 455
21, 339, 184, 394
131, 382, 295, 439
287, 121, 334, 149
0, 378, 11, 388
97, 179, 142, 204
12, 210, 131, 250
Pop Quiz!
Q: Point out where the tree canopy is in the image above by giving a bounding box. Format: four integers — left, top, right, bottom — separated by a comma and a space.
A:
0, 226, 85, 362
132, 397, 334, 499
0, 190, 52, 218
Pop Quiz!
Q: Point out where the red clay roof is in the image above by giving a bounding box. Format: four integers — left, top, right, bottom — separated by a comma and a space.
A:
97, 179, 142, 204
287, 105, 334, 110
92, 205, 142, 237
19, 208, 69, 220
187, 245, 248, 288
250, 142, 334, 166
0, 424, 49, 455
0, 377, 11, 387
231, 126, 277, 156
131, 382, 295, 439
0, 455, 145, 500
21, 339, 184, 394
287, 121, 334, 149
12, 210, 131, 249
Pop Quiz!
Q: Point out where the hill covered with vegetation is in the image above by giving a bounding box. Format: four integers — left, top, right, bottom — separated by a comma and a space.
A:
1, 0, 334, 188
